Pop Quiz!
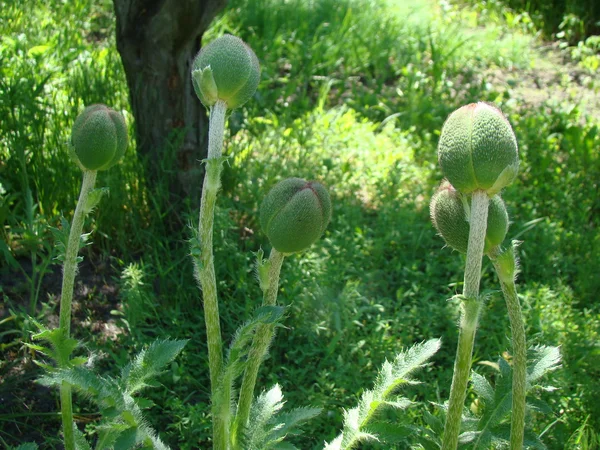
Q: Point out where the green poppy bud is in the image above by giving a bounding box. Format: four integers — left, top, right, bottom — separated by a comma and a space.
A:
430, 180, 509, 255
438, 102, 519, 195
260, 178, 332, 254
70, 104, 128, 171
191, 34, 260, 109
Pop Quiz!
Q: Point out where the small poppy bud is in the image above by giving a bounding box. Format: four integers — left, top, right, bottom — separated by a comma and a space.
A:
191, 34, 260, 109
438, 102, 519, 195
70, 104, 128, 171
430, 180, 509, 255
260, 178, 332, 254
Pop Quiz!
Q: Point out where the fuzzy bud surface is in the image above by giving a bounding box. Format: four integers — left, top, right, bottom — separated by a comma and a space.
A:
260, 178, 332, 254
192, 34, 260, 109
438, 102, 519, 195
70, 104, 128, 171
430, 180, 509, 255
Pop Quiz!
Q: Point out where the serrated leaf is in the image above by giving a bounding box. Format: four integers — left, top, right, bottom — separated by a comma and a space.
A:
527, 346, 561, 387
471, 371, 494, 405
31, 325, 80, 367
241, 385, 319, 450
467, 346, 561, 450
326, 339, 441, 449
122, 339, 187, 395
363, 421, 415, 443
74, 427, 91, 450
84, 187, 109, 215
12, 444, 39, 450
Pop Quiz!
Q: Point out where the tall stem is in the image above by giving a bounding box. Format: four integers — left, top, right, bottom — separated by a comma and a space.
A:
234, 249, 285, 441
58, 169, 97, 450
492, 255, 527, 450
442, 190, 489, 450
196, 99, 228, 450
59, 170, 97, 333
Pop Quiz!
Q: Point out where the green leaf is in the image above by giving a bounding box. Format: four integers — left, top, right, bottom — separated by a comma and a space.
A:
241, 384, 319, 450
217, 305, 286, 425
31, 324, 80, 367
84, 187, 109, 215
466, 346, 561, 449
326, 339, 441, 449
12, 444, 39, 450
527, 345, 561, 387
470, 371, 494, 405
122, 339, 187, 395
74, 427, 92, 450
0, 238, 21, 270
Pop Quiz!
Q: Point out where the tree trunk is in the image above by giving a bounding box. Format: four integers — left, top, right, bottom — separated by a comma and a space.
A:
113, 0, 226, 211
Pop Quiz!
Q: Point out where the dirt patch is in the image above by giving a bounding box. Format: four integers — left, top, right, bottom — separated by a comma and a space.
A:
0, 256, 125, 448
483, 42, 600, 121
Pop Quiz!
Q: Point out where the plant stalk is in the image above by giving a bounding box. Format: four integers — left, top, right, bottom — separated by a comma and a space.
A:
234, 248, 285, 440
59, 170, 97, 333
58, 168, 97, 450
442, 190, 489, 450
492, 254, 527, 450
196, 99, 228, 450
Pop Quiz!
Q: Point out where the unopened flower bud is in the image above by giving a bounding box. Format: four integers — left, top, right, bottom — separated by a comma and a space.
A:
192, 34, 260, 109
430, 180, 509, 255
70, 104, 128, 171
438, 102, 519, 195
260, 178, 332, 254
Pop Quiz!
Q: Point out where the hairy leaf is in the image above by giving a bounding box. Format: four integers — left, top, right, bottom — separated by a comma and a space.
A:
241, 384, 320, 450
122, 339, 187, 395
463, 346, 561, 449
326, 339, 441, 449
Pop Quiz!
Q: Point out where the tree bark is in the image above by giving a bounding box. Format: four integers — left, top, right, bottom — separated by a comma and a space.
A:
113, 0, 226, 210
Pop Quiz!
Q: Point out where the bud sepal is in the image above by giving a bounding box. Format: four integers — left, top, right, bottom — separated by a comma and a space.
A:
191, 34, 260, 110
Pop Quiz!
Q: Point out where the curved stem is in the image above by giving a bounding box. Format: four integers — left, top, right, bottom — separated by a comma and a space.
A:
196, 99, 228, 450
58, 169, 97, 450
59, 170, 97, 333
442, 190, 489, 450
233, 249, 285, 442
492, 255, 527, 450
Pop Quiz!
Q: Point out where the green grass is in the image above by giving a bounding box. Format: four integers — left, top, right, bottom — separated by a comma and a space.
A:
1, 0, 599, 448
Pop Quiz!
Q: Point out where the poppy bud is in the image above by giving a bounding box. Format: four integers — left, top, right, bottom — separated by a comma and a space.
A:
70, 104, 128, 171
260, 178, 332, 254
438, 102, 519, 196
191, 34, 260, 109
430, 180, 509, 255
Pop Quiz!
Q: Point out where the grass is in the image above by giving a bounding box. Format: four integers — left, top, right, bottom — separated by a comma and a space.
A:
1, 0, 599, 448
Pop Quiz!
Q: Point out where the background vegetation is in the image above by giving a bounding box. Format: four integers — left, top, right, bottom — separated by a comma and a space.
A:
1, 0, 598, 448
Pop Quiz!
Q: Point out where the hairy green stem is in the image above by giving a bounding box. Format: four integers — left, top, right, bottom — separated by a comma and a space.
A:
59, 170, 97, 333
492, 255, 527, 450
60, 383, 75, 449
58, 169, 97, 450
442, 190, 489, 450
196, 99, 228, 450
234, 249, 285, 442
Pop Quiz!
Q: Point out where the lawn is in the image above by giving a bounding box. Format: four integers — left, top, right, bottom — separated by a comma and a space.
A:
1, 0, 599, 448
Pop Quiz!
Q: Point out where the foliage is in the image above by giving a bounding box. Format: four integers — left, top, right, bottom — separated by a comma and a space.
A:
1, 0, 599, 448
325, 339, 441, 449
239, 384, 321, 450
38, 339, 187, 449
459, 346, 560, 449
